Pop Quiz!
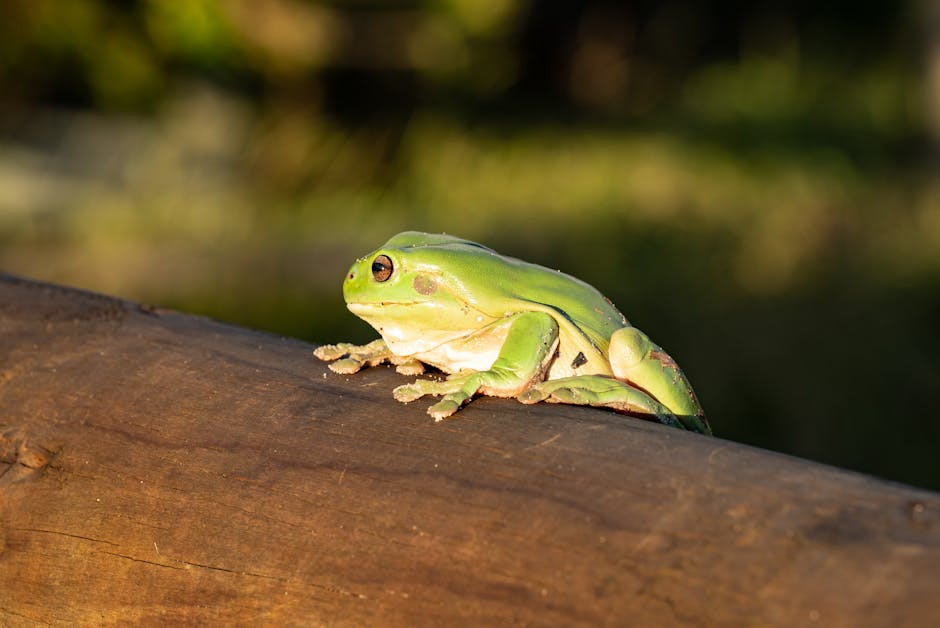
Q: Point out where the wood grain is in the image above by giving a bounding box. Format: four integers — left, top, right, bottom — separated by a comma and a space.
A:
1, 273, 938, 626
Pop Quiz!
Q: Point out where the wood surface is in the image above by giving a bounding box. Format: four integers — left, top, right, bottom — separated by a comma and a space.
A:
1, 273, 938, 626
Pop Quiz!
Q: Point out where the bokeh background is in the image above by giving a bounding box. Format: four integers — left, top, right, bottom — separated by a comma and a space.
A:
2, 1, 938, 490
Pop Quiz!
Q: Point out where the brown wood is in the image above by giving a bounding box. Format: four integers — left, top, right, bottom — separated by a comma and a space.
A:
1, 273, 938, 626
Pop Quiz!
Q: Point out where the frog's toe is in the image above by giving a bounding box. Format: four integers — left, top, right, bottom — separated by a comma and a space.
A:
391, 356, 425, 375
517, 388, 548, 404
313, 343, 348, 361
541, 386, 585, 405
428, 398, 461, 421
394, 363, 425, 376
328, 357, 365, 374
312, 346, 331, 360
393, 383, 424, 402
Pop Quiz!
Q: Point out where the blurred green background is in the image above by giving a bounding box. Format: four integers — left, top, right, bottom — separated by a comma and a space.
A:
1, 1, 938, 490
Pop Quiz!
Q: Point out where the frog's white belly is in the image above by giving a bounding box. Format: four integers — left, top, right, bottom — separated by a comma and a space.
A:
411, 342, 502, 374
383, 319, 513, 374
384, 316, 616, 379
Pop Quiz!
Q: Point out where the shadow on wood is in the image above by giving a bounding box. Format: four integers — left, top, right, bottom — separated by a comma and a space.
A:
1, 273, 938, 626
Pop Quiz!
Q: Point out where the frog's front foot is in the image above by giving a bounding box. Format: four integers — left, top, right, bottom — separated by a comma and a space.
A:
519, 376, 685, 430
314, 339, 387, 374
314, 339, 425, 376
394, 374, 482, 421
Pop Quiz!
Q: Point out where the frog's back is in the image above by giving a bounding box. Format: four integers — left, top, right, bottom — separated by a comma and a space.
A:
393, 232, 627, 373
503, 257, 627, 377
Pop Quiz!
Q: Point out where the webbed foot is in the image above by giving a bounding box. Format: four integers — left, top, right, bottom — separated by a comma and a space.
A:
394, 372, 492, 421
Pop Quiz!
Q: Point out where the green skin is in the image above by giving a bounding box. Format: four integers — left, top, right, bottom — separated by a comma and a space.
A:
315, 231, 710, 434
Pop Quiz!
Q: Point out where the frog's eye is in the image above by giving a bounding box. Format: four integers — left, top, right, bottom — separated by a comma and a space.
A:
371, 255, 394, 282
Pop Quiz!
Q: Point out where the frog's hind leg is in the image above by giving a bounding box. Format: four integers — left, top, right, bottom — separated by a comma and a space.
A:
518, 376, 685, 429
607, 326, 710, 434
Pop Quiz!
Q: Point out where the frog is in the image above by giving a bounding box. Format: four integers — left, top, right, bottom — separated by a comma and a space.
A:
314, 231, 710, 434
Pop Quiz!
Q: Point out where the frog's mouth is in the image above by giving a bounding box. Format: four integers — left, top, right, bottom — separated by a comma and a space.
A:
347, 301, 421, 313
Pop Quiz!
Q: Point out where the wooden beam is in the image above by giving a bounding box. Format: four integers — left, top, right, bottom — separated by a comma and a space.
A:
1, 273, 938, 625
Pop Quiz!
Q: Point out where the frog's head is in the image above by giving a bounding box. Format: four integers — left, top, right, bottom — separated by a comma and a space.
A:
342, 232, 502, 350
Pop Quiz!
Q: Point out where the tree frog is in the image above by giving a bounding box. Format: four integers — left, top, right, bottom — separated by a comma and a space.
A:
314, 231, 710, 434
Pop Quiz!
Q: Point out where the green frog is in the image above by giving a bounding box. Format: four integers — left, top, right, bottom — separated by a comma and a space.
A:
315, 231, 709, 434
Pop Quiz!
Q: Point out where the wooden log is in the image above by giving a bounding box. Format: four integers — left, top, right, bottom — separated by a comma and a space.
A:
0, 273, 938, 626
